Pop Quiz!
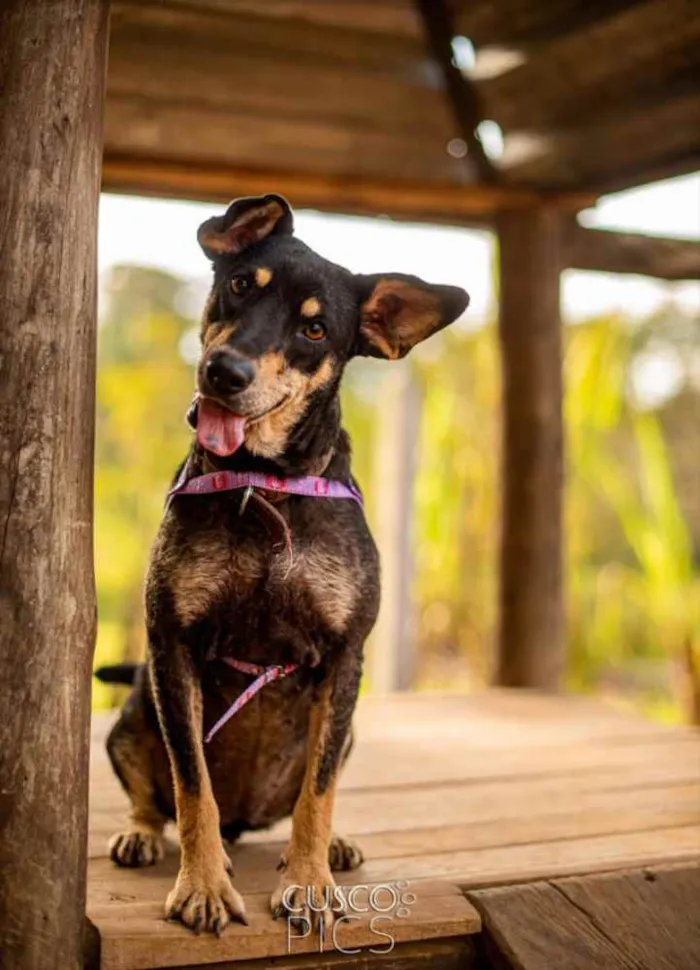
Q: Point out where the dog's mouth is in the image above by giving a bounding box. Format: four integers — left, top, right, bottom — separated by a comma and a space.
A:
193, 394, 290, 457
195, 398, 247, 457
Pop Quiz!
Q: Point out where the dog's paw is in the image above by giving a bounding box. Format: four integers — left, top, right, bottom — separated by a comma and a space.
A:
328, 834, 364, 872
271, 861, 340, 934
108, 830, 164, 868
166, 867, 247, 935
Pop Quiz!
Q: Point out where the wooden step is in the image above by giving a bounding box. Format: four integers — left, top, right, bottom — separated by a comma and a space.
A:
87, 877, 480, 970
468, 863, 700, 970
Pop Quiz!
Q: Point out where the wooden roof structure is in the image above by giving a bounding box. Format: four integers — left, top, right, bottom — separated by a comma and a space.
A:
103, 0, 700, 228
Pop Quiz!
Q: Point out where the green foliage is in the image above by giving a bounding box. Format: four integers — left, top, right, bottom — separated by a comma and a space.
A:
94, 267, 196, 698
566, 317, 699, 713
412, 328, 499, 683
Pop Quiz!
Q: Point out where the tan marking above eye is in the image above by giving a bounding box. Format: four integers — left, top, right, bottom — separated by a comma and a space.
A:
255, 267, 273, 288
300, 296, 321, 318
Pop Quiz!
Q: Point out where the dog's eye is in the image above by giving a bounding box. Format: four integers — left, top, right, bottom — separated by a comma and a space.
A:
231, 274, 252, 296
301, 322, 327, 341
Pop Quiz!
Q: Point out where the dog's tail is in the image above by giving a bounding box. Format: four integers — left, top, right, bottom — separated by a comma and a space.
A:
94, 662, 140, 686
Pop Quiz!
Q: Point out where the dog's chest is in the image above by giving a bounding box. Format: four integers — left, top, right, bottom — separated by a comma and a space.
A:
169, 520, 358, 638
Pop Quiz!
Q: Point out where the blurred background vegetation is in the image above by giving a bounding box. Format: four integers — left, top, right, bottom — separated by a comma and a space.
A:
94, 262, 700, 722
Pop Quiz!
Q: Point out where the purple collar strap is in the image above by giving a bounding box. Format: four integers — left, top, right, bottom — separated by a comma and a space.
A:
169, 468, 363, 505
205, 658, 298, 742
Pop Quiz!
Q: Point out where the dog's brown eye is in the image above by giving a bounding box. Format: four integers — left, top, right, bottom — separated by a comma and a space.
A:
301, 322, 326, 341
231, 274, 252, 296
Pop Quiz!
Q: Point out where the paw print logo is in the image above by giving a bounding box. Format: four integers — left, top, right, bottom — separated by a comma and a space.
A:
394, 881, 416, 919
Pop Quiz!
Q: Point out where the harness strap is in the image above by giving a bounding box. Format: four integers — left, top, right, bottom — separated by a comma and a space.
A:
204, 658, 298, 743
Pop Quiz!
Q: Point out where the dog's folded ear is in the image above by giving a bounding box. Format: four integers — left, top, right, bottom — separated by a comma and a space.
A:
354, 274, 469, 360
197, 194, 293, 260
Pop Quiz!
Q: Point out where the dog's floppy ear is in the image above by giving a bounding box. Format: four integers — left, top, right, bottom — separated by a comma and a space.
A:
197, 194, 293, 260
354, 273, 469, 360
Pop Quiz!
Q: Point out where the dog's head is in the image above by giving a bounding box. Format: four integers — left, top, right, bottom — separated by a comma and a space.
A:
192, 194, 469, 459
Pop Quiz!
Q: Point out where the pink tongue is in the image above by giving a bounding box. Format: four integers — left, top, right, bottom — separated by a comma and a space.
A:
196, 399, 246, 456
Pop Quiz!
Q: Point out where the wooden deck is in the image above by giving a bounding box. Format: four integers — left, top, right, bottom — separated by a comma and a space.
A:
86, 691, 700, 970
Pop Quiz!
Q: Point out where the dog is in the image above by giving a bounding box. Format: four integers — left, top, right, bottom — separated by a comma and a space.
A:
95, 193, 469, 935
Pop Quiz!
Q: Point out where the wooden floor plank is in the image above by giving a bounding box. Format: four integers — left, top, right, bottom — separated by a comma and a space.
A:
91, 880, 479, 970
87, 824, 700, 908
90, 735, 700, 837
340, 733, 700, 792
89, 781, 700, 863
469, 863, 700, 970
87, 692, 700, 969
91, 702, 698, 796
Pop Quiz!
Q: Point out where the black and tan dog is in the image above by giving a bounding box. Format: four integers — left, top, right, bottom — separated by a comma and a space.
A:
96, 194, 469, 935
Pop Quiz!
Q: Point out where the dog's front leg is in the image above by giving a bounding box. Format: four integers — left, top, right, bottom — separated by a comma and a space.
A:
149, 642, 246, 934
271, 648, 361, 932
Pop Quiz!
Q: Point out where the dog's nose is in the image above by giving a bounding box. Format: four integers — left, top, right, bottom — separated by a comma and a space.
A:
205, 352, 255, 394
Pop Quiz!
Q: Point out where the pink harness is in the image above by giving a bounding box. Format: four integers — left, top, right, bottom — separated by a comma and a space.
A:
168, 468, 362, 741
205, 659, 298, 742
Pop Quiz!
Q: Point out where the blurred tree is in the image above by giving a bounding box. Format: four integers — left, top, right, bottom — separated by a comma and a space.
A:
412, 325, 500, 686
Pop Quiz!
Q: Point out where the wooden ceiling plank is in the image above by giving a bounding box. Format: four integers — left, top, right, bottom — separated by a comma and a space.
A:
106, 29, 454, 143
502, 88, 700, 189
110, 0, 425, 76
477, 0, 700, 133
487, 45, 700, 137
453, 0, 647, 50
148, 0, 422, 38
103, 95, 464, 183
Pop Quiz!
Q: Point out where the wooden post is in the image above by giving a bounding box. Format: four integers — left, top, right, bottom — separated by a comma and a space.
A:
495, 207, 564, 690
0, 3, 109, 968
369, 368, 420, 692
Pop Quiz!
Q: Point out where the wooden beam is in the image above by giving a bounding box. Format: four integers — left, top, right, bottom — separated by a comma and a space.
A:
0, 2, 109, 968
369, 369, 420, 693
567, 224, 700, 281
496, 208, 564, 691
415, 0, 497, 183
102, 153, 593, 219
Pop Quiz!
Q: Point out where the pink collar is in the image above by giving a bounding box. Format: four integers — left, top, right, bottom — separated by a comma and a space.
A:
169, 468, 363, 505
168, 468, 362, 564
